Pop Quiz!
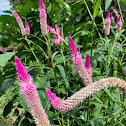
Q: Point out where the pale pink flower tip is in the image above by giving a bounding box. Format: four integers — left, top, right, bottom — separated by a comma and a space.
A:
54, 34, 59, 44
69, 36, 78, 55
106, 10, 110, 19
39, 0, 45, 10
25, 19, 30, 36
120, 93, 123, 96
111, 15, 115, 24
115, 44, 118, 48
85, 54, 92, 76
45, 87, 62, 108
15, 56, 31, 84
47, 25, 55, 33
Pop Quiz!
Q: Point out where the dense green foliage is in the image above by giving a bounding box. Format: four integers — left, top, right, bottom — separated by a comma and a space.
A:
0, 0, 126, 125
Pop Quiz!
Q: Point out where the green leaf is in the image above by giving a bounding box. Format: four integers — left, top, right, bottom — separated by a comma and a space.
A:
105, 0, 112, 11
93, 0, 101, 16
18, 91, 30, 113
121, 0, 126, 6
56, 65, 69, 89
3, 100, 14, 117
0, 51, 15, 67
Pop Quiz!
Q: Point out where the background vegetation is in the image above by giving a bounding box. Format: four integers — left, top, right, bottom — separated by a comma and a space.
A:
0, 0, 126, 125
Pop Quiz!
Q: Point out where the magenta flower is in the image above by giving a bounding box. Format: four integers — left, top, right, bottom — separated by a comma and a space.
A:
115, 44, 118, 48
14, 11, 26, 36
54, 34, 59, 44
39, 0, 48, 36
111, 15, 115, 24
47, 25, 55, 33
104, 10, 111, 35
55, 24, 63, 43
116, 14, 122, 31
85, 54, 92, 76
69, 36, 92, 85
112, 7, 118, 17
25, 19, 30, 36
15, 56, 50, 126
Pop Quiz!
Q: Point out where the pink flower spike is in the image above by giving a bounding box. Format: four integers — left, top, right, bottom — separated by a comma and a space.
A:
39, 0, 48, 36
15, 56, 31, 84
69, 36, 92, 85
45, 87, 63, 109
69, 36, 78, 56
112, 7, 118, 17
116, 14, 122, 31
104, 10, 111, 35
85, 54, 92, 76
15, 56, 50, 126
47, 25, 55, 33
111, 15, 115, 24
54, 34, 59, 44
55, 24, 63, 43
39, 0, 45, 10
13, 11, 26, 36
115, 44, 118, 48
25, 19, 30, 36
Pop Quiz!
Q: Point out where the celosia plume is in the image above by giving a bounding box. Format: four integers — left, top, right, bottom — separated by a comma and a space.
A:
25, 19, 30, 36
14, 11, 26, 36
39, 0, 48, 36
69, 36, 92, 85
112, 7, 118, 17
85, 54, 92, 76
111, 15, 115, 24
54, 34, 59, 44
55, 24, 63, 43
46, 78, 126, 112
47, 25, 55, 33
116, 14, 122, 31
104, 10, 111, 35
115, 44, 118, 48
15, 56, 50, 126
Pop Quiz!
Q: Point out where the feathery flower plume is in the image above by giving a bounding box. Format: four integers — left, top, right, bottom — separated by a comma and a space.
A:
47, 25, 55, 33
111, 15, 115, 24
55, 24, 63, 43
85, 54, 92, 76
46, 78, 126, 112
39, 0, 48, 36
116, 14, 122, 31
112, 7, 118, 17
15, 56, 50, 126
69, 36, 92, 85
25, 19, 30, 36
104, 10, 111, 35
14, 11, 26, 36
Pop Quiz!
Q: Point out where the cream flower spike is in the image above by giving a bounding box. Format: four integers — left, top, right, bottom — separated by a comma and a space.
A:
46, 78, 126, 112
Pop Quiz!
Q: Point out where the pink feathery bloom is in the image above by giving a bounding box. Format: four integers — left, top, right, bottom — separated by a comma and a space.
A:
112, 7, 119, 17
104, 10, 111, 35
55, 24, 63, 43
85, 54, 92, 76
15, 56, 50, 126
25, 19, 30, 36
14, 11, 26, 36
39, 0, 48, 36
111, 15, 115, 24
116, 14, 122, 31
115, 44, 118, 48
54, 34, 59, 44
69, 36, 92, 85
47, 25, 55, 33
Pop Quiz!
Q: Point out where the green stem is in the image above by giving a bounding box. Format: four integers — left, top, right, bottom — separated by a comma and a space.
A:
25, 36, 44, 76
